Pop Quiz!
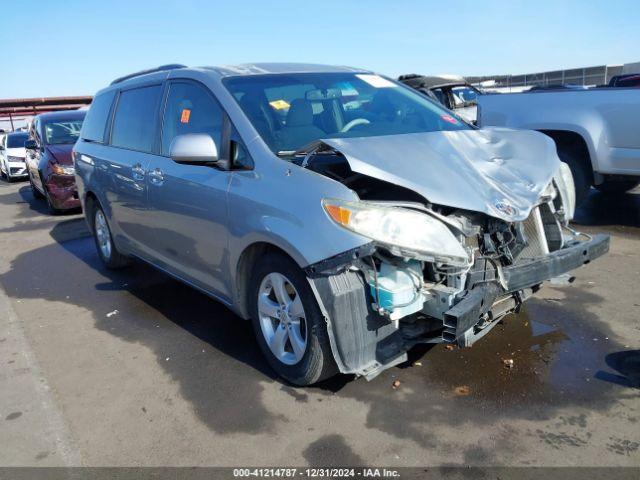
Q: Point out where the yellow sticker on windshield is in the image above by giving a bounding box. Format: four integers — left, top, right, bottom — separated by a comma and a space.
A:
269, 99, 290, 110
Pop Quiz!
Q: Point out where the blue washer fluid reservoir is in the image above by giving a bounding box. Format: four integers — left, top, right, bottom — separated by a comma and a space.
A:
368, 260, 426, 321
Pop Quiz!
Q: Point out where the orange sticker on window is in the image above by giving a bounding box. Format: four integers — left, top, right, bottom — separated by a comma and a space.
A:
180, 109, 191, 123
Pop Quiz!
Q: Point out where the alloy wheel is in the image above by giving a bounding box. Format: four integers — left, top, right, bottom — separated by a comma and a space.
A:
257, 272, 308, 365
94, 210, 112, 260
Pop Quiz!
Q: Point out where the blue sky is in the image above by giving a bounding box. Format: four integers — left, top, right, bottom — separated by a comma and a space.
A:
1, 0, 639, 98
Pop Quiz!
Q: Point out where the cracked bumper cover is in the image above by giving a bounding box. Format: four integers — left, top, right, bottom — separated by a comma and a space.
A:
307, 234, 610, 378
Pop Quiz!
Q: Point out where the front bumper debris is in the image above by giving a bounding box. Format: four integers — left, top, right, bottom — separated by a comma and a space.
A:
503, 234, 609, 292
309, 233, 610, 380
444, 234, 609, 346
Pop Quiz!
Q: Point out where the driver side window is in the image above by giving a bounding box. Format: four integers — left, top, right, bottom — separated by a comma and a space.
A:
161, 82, 223, 156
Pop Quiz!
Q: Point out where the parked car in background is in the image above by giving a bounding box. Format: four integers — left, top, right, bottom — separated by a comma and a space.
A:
25, 110, 85, 213
75, 63, 608, 385
478, 87, 640, 205
398, 74, 481, 123
528, 84, 589, 91
608, 73, 640, 88
0, 131, 29, 182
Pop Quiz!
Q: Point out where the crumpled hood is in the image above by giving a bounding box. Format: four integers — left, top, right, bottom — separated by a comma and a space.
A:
46, 144, 73, 165
321, 128, 560, 222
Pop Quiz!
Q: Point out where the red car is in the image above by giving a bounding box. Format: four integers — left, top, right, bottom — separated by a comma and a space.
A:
25, 110, 86, 214
608, 73, 640, 87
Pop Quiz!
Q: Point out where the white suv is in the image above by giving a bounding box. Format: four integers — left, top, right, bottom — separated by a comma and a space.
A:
0, 131, 29, 181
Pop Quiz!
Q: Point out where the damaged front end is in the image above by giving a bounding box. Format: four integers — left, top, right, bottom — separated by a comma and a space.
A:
301, 139, 609, 380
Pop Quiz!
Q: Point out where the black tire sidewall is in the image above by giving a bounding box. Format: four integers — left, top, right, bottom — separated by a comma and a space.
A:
557, 151, 590, 207
30, 175, 44, 199
45, 187, 61, 215
248, 253, 336, 386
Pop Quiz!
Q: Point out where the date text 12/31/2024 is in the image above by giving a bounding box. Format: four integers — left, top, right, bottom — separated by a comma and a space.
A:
233, 468, 401, 478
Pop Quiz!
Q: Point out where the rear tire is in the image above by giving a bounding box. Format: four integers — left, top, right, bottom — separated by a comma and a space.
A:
249, 252, 337, 385
595, 179, 640, 194
557, 149, 591, 207
92, 205, 131, 269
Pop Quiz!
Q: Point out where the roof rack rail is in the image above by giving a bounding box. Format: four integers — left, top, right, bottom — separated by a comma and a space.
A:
110, 64, 187, 86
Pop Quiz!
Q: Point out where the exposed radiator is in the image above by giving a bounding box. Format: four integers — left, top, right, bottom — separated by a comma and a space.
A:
518, 207, 549, 259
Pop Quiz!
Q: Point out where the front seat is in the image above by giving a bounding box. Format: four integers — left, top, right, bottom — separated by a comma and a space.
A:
280, 99, 325, 151
239, 92, 277, 149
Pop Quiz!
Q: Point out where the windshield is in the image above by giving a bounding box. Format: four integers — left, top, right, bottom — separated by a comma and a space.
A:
44, 120, 83, 145
224, 72, 470, 154
450, 86, 479, 107
7, 133, 28, 148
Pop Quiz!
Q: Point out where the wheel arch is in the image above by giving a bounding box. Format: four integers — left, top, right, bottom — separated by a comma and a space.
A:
83, 191, 100, 233
538, 129, 595, 185
234, 241, 303, 320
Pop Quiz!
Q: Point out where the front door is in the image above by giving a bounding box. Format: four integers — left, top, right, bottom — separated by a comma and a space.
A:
145, 81, 231, 298
105, 84, 163, 256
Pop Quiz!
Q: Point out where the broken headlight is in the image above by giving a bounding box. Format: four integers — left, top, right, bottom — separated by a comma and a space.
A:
322, 199, 469, 266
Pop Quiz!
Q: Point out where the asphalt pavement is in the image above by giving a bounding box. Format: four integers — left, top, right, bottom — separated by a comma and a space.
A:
0, 179, 638, 467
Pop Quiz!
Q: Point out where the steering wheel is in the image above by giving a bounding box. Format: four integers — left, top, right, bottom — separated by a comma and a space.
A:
341, 118, 370, 133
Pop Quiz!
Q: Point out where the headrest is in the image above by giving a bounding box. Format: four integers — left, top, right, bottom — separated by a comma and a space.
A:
286, 99, 314, 127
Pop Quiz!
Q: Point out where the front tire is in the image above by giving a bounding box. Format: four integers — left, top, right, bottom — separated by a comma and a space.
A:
249, 253, 337, 385
557, 149, 591, 207
92, 206, 131, 269
30, 173, 45, 199
44, 186, 63, 215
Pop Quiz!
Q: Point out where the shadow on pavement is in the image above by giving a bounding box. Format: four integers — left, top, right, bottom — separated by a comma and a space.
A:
1, 217, 286, 434
595, 350, 640, 389
573, 188, 640, 228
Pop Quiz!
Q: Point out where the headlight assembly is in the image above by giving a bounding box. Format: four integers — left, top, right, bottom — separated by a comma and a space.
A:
52, 163, 75, 176
322, 199, 469, 266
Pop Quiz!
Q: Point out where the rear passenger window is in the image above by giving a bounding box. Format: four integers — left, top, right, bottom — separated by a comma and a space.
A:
81, 90, 115, 143
111, 85, 162, 152
161, 82, 223, 156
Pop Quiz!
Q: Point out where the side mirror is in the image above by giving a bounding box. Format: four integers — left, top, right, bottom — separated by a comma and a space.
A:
25, 139, 37, 150
169, 133, 218, 165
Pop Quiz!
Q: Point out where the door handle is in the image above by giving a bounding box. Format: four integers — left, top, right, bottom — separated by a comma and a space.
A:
132, 163, 145, 181
148, 168, 164, 186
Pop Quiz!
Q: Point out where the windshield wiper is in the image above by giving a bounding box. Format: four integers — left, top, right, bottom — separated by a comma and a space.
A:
276, 143, 336, 168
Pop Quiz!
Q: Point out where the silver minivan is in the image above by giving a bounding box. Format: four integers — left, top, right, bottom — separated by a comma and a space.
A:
74, 63, 609, 385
